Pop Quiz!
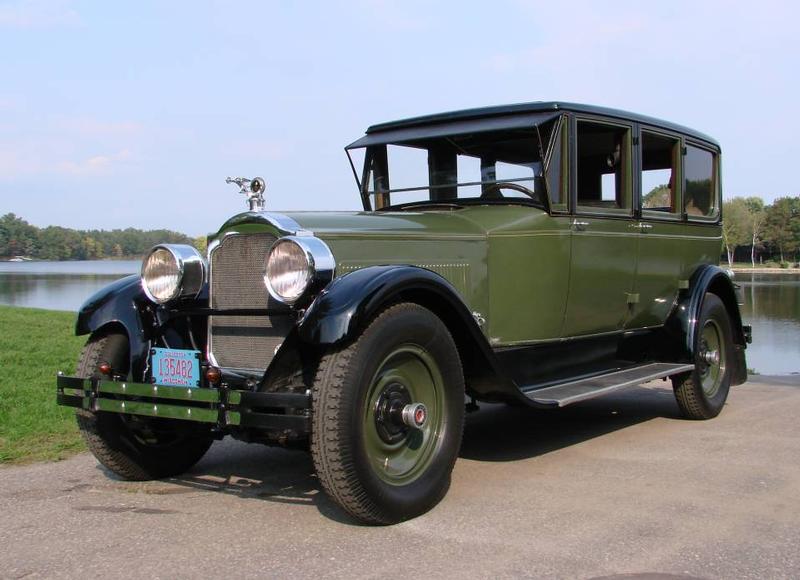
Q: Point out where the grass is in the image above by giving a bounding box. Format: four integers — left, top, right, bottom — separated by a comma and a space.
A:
0, 306, 87, 464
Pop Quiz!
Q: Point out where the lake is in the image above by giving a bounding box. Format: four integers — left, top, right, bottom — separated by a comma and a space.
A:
0, 262, 798, 375
0, 260, 140, 311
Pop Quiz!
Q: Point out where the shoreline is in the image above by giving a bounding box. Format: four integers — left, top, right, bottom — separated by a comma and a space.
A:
730, 267, 800, 274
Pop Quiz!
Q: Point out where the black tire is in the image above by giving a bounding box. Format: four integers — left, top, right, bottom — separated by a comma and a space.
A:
310, 303, 465, 525
672, 293, 734, 419
75, 331, 213, 480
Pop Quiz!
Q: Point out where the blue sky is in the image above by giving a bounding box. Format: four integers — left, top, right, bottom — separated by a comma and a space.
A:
0, 0, 797, 236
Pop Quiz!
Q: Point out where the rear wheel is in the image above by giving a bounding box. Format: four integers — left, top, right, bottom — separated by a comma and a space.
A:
75, 331, 213, 480
310, 303, 465, 525
672, 294, 734, 419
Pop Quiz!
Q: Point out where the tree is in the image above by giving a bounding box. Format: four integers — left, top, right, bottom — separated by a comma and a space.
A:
0, 213, 38, 257
742, 197, 767, 267
722, 198, 750, 266
764, 196, 800, 263
193, 235, 208, 255
82, 236, 105, 260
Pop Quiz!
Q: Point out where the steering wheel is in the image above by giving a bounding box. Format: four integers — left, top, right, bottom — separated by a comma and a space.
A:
480, 181, 537, 199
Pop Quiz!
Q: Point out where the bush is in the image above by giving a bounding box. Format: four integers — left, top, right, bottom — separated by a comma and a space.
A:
780, 261, 790, 269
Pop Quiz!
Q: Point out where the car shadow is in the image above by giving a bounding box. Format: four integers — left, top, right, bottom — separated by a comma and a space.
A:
157, 444, 361, 525
123, 382, 682, 525
461, 382, 682, 462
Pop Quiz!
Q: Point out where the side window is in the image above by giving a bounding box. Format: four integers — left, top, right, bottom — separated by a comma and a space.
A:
545, 117, 568, 212
684, 145, 718, 219
641, 131, 680, 215
576, 121, 632, 214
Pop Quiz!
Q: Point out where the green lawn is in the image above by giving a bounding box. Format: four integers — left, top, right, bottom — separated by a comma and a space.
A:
0, 306, 87, 464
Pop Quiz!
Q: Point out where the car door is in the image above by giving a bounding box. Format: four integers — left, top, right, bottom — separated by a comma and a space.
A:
563, 117, 638, 337
628, 127, 686, 328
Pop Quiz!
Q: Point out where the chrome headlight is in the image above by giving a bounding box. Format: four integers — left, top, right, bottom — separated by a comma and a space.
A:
264, 236, 335, 305
141, 244, 205, 304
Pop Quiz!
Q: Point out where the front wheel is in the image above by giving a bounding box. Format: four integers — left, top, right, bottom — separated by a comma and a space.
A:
310, 303, 465, 525
75, 331, 213, 480
672, 293, 734, 419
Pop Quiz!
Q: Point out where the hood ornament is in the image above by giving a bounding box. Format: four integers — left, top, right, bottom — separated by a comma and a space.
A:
226, 176, 266, 211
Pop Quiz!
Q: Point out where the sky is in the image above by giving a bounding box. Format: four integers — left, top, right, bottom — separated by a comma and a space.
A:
0, 0, 798, 236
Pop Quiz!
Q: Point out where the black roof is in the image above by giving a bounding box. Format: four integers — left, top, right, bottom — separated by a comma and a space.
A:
365, 101, 719, 148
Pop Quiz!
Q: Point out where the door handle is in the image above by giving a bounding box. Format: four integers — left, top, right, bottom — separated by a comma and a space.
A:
572, 219, 589, 231
629, 222, 653, 231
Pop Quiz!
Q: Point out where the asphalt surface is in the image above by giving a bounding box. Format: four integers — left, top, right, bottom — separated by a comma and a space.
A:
2, 376, 799, 580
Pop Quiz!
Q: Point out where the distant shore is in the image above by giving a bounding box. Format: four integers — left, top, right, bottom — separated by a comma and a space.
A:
730, 266, 800, 274
0, 257, 144, 262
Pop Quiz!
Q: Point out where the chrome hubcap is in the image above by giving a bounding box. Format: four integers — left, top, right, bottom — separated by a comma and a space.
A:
702, 349, 720, 366
698, 320, 725, 397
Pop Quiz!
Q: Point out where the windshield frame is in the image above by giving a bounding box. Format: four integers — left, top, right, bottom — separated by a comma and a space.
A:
348, 134, 557, 212
346, 111, 562, 212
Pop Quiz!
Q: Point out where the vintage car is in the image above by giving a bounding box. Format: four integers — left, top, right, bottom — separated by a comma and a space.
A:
56, 102, 751, 524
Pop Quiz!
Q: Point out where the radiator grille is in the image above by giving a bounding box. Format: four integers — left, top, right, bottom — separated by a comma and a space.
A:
209, 233, 293, 371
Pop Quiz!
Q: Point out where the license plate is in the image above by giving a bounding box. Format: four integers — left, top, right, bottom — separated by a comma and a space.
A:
151, 347, 201, 387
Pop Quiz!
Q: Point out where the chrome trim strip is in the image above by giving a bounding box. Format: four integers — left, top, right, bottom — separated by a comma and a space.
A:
493, 324, 665, 347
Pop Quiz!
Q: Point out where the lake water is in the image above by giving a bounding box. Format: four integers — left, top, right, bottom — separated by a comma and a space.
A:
0, 262, 798, 375
0, 261, 140, 311
736, 272, 800, 375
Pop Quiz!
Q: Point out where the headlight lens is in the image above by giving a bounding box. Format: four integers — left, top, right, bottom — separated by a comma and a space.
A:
141, 244, 205, 304
265, 239, 311, 304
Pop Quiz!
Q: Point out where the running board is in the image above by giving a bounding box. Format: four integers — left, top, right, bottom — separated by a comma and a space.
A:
524, 362, 694, 408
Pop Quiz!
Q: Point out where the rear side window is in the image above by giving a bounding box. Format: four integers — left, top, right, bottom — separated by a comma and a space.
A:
641, 131, 680, 216
684, 145, 718, 219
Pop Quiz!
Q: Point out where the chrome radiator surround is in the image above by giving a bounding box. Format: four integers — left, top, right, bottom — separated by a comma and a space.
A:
208, 232, 293, 371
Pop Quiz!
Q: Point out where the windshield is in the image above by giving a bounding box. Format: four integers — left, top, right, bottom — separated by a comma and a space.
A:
353, 127, 549, 210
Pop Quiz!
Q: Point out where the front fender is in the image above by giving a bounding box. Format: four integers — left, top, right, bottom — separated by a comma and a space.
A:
297, 265, 473, 345
75, 274, 154, 380
295, 265, 526, 403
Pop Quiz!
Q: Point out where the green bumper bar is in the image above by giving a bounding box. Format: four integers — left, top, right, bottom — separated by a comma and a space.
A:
56, 374, 310, 432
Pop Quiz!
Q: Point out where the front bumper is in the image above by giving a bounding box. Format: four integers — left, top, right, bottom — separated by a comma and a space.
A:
56, 374, 310, 433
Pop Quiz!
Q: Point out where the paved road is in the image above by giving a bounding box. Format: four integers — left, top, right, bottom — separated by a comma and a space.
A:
2, 376, 799, 580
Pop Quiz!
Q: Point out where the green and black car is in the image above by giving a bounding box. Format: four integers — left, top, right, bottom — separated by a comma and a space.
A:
56, 102, 751, 524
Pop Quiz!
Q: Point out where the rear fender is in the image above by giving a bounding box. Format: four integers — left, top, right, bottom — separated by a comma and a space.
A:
665, 265, 748, 385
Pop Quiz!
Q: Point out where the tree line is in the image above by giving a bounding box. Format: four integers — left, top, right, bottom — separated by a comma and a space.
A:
722, 195, 800, 267
0, 213, 205, 260
3, 197, 798, 265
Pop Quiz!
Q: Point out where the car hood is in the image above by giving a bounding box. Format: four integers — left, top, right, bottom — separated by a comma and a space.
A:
282, 210, 488, 239
216, 205, 550, 241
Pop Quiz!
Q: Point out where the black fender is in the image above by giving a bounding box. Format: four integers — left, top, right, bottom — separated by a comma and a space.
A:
666, 265, 748, 385
75, 274, 155, 380
296, 265, 522, 402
